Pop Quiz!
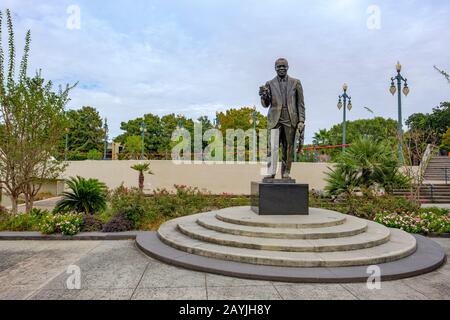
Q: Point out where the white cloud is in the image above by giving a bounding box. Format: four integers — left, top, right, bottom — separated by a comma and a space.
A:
2, 0, 449, 143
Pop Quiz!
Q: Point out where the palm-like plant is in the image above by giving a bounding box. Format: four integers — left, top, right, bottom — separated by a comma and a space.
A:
55, 176, 107, 214
131, 162, 154, 192
313, 129, 331, 146
325, 137, 410, 195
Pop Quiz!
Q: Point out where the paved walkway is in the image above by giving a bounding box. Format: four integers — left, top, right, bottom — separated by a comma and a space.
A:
0, 238, 449, 300
16, 197, 61, 213
422, 203, 450, 209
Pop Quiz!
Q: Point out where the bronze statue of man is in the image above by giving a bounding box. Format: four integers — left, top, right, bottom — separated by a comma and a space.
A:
259, 58, 305, 179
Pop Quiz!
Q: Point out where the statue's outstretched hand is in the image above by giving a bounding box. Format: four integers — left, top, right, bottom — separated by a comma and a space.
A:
259, 85, 270, 99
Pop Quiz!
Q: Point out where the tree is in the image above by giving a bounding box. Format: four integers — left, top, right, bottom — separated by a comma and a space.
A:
441, 128, 450, 151
197, 116, 213, 131
86, 149, 102, 160
123, 136, 142, 160
159, 114, 194, 159
215, 107, 267, 161
64, 106, 104, 158
313, 129, 331, 146
197, 115, 213, 150
326, 117, 398, 146
114, 113, 162, 156
0, 9, 74, 212
402, 129, 438, 201
131, 162, 153, 192
406, 102, 450, 144
312, 117, 399, 159
216, 107, 267, 133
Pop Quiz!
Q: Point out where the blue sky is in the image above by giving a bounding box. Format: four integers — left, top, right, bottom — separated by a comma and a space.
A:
3, 0, 449, 143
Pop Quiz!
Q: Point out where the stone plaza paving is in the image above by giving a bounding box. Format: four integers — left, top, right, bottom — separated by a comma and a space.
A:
0, 238, 449, 300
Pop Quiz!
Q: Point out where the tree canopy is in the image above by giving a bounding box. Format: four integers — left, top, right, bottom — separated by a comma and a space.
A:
216, 107, 267, 133
64, 106, 104, 158
406, 102, 450, 144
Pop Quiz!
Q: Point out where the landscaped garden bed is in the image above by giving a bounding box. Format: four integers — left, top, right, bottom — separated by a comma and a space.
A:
0, 177, 250, 236
309, 191, 450, 237
1, 180, 449, 237
374, 208, 450, 236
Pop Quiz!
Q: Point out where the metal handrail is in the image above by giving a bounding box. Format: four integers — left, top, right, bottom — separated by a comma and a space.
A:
425, 166, 449, 185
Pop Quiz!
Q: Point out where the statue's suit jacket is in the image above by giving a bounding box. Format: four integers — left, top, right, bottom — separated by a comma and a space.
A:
261, 76, 305, 130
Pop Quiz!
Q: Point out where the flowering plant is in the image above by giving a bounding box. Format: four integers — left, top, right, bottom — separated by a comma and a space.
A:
40, 213, 84, 236
375, 210, 450, 234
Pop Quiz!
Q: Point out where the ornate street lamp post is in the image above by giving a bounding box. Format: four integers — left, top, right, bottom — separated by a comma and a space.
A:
103, 118, 108, 160
140, 121, 146, 160
390, 61, 410, 165
337, 83, 352, 151
249, 107, 259, 162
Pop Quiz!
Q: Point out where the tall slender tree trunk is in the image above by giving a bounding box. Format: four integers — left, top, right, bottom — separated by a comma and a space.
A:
10, 196, 18, 214
139, 171, 144, 192
24, 193, 34, 213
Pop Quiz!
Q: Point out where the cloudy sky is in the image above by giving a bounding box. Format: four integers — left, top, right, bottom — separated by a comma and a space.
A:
2, 0, 449, 143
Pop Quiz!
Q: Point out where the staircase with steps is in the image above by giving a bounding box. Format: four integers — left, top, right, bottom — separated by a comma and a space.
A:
157, 206, 417, 268
393, 155, 450, 204
393, 185, 450, 204
424, 155, 450, 183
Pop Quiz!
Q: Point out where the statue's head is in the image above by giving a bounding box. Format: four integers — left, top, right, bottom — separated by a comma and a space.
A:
275, 58, 289, 78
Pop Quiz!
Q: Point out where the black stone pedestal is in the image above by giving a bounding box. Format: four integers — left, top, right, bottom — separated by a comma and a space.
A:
251, 181, 309, 215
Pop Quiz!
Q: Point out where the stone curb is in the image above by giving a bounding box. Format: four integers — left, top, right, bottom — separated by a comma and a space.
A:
136, 232, 447, 283
0, 231, 140, 241
427, 232, 450, 238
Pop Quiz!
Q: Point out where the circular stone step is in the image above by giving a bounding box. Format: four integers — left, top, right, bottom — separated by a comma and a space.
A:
158, 218, 416, 267
136, 232, 444, 283
215, 207, 346, 228
177, 218, 391, 252
197, 213, 367, 239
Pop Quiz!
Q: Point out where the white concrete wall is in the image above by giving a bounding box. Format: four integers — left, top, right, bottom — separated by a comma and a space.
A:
63, 160, 334, 195
0, 162, 420, 202
1, 193, 11, 208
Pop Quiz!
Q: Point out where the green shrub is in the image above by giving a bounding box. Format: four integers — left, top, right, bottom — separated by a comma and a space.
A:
40, 213, 83, 236
0, 206, 8, 215
40, 214, 58, 234
29, 208, 49, 219
57, 214, 84, 236
110, 185, 150, 227
106, 184, 250, 231
66, 151, 88, 161
81, 215, 104, 232
9, 214, 39, 231
0, 209, 49, 231
55, 176, 107, 214
102, 213, 133, 232
309, 191, 420, 220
